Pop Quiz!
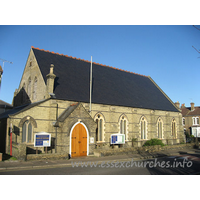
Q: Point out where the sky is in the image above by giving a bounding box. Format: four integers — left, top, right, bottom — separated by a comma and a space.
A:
0, 0, 199, 195
0, 25, 200, 107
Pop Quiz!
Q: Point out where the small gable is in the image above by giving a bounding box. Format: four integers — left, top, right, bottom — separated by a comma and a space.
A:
54, 103, 96, 127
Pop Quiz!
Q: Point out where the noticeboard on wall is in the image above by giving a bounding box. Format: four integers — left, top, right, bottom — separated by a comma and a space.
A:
110, 134, 125, 144
34, 132, 51, 147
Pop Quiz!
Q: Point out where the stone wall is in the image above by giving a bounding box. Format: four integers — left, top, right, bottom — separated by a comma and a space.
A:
27, 153, 69, 161
4, 98, 185, 157
13, 49, 47, 107
12, 143, 26, 161
94, 143, 195, 157
84, 102, 185, 144
56, 103, 97, 155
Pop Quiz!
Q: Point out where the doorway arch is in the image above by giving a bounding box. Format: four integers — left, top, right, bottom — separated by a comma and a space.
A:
69, 122, 89, 157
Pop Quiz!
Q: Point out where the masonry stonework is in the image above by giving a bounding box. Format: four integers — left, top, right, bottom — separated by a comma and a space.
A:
0, 47, 186, 159
3, 98, 185, 157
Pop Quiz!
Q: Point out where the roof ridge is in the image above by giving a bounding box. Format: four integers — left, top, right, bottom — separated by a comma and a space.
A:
31, 46, 148, 77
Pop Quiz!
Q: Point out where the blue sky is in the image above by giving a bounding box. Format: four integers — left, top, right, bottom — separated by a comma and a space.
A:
0, 25, 200, 107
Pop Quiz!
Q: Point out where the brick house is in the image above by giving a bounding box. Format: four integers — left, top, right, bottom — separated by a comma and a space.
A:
177, 102, 200, 137
0, 47, 185, 157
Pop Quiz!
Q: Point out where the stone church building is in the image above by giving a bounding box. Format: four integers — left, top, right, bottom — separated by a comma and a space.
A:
0, 47, 185, 157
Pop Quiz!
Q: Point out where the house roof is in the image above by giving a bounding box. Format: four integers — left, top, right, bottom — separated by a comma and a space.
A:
0, 100, 13, 108
181, 106, 200, 116
32, 47, 179, 112
0, 99, 47, 119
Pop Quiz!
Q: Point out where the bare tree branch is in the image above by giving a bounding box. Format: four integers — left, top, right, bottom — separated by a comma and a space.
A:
192, 46, 200, 54
193, 25, 200, 31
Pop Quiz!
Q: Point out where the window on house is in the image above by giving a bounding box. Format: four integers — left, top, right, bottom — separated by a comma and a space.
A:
157, 118, 163, 139
95, 114, 104, 142
22, 120, 33, 143
182, 118, 185, 126
119, 115, 128, 140
140, 117, 147, 139
192, 117, 199, 125
172, 119, 176, 138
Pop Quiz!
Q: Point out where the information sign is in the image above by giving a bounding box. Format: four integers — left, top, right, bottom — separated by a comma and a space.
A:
111, 134, 125, 144
34, 132, 51, 147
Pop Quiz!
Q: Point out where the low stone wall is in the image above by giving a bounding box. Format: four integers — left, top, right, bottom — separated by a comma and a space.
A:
9, 142, 196, 160
12, 143, 26, 161
27, 153, 69, 161
94, 143, 195, 157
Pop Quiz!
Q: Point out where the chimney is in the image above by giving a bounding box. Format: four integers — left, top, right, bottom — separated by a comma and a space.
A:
191, 102, 195, 111
181, 103, 185, 108
175, 101, 180, 108
46, 64, 56, 99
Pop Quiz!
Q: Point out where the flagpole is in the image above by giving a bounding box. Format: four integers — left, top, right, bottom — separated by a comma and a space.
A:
89, 56, 92, 112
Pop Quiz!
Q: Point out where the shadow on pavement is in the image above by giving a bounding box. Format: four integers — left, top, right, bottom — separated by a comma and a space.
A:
145, 151, 200, 175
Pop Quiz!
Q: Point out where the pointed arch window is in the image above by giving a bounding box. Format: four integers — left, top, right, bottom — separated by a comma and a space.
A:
27, 77, 31, 99
119, 115, 128, 140
22, 83, 26, 102
172, 119, 176, 138
22, 120, 33, 143
140, 117, 147, 140
33, 77, 37, 100
157, 118, 163, 139
94, 114, 105, 142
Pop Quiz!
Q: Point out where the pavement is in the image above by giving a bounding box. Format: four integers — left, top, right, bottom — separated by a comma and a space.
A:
0, 147, 200, 171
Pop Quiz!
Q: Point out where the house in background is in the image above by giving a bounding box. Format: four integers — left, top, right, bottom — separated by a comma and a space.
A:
0, 100, 13, 115
177, 101, 200, 137
0, 47, 185, 157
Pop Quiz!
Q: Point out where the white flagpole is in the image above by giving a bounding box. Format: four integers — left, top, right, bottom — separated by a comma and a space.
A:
89, 56, 92, 112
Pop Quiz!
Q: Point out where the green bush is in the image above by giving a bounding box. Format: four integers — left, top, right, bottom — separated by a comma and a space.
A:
143, 138, 165, 147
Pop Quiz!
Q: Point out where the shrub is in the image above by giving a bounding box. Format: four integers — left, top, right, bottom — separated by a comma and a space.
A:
143, 138, 165, 147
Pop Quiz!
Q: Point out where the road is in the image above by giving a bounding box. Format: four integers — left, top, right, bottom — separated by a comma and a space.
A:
1, 153, 200, 175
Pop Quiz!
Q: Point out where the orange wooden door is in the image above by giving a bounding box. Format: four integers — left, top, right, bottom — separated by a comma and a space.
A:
71, 123, 87, 157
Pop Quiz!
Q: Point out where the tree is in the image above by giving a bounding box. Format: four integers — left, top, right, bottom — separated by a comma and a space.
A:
192, 25, 200, 58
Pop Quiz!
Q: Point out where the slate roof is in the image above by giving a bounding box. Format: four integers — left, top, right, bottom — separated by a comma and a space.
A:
0, 99, 47, 119
32, 47, 179, 112
55, 102, 80, 126
181, 106, 200, 116
0, 100, 13, 108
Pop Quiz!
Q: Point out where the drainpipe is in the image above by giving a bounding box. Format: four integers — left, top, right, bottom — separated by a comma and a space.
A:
10, 123, 12, 156
55, 104, 58, 153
